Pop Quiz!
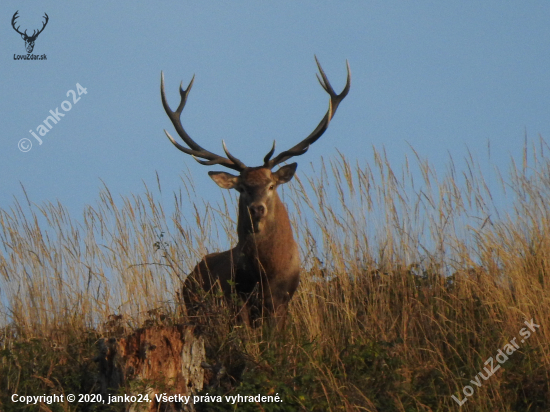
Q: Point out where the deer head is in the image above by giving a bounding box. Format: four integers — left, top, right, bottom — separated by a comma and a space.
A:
12, 11, 49, 53
160, 57, 351, 234
209, 165, 299, 234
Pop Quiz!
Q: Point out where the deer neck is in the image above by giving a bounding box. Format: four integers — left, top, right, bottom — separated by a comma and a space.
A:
236, 194, 295, 259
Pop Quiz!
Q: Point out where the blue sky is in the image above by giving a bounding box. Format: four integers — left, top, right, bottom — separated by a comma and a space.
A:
1, 2, 549, 216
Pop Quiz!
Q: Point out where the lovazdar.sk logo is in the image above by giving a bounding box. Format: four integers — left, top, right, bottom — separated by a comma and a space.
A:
11, 10, 48, 60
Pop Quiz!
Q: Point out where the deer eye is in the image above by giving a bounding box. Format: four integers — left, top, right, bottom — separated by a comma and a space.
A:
269, 185, 275, 190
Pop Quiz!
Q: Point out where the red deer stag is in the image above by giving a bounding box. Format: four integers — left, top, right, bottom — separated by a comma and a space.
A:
161, 57, 350, 324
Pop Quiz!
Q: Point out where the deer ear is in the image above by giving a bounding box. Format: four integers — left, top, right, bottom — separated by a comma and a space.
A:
208, 171, 239, 189
274, 163, 297, 185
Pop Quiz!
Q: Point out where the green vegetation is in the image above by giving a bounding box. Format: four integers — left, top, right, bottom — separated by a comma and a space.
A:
1, 143, 549, 411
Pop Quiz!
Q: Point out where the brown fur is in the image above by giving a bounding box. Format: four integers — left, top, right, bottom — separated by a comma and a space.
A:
183, 165, 300, 325
163, 58, 351, 326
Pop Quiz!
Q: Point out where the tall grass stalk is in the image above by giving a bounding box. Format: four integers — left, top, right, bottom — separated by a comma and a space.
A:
1, 141, 549, 411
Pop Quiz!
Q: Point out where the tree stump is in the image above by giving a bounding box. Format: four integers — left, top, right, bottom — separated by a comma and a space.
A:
96, 325, 205, 411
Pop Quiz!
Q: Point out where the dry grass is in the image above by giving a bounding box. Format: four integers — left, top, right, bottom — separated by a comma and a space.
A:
1, 140, 549, 411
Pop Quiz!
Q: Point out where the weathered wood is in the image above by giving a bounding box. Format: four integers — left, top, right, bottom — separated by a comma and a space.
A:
96, 325, 205, 411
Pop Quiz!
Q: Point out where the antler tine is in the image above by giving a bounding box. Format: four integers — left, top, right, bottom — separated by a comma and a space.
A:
222, 140, 247, 169
262, 141, 276, 165
161, 72, 200, 151
11, 11, 25, 36
266, 57, 351, 169
161, 71, 246, 172
34, 13, 49, 37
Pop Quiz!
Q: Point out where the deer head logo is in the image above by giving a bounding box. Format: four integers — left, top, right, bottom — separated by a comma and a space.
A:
11, 11, 49, 53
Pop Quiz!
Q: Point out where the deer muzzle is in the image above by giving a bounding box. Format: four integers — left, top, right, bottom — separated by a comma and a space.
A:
249, 203, 267, 219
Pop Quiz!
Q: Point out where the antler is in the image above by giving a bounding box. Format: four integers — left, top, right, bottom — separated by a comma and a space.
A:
31, 13, 49, 39
161, 72, 247, 172
11, 11, 25, 36
263, 56, 351, 169
11, 11, 49, 39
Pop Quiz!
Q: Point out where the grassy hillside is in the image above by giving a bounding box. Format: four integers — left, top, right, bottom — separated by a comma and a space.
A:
1, 144, 549, 411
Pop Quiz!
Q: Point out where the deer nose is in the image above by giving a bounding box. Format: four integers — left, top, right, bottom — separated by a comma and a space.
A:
249, 203, 267, 218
